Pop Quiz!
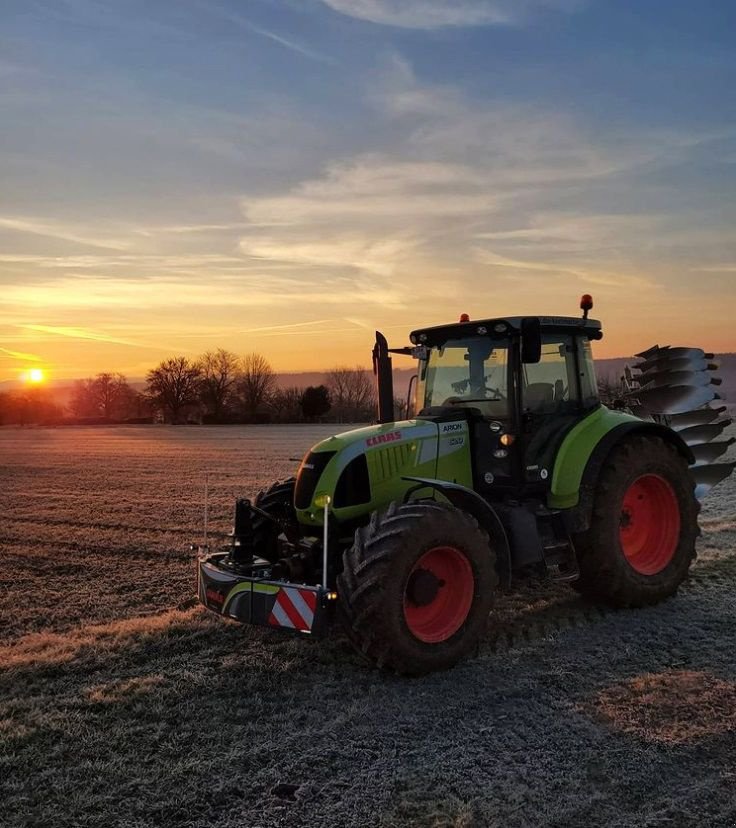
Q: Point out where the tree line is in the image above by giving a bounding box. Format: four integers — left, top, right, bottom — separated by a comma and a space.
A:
0, 350, 382, 426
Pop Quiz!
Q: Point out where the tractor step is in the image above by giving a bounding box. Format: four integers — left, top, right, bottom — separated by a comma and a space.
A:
541, 539, 580, 583
535, 506, 579, 578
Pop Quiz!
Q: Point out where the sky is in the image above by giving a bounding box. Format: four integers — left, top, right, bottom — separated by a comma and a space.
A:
1, 0, 735, 381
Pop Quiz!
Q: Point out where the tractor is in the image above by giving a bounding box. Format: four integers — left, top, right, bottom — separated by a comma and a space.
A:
196, 296, 734, 674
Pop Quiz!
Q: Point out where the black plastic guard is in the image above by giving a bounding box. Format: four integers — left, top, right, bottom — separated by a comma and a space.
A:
198, 555, 328, 636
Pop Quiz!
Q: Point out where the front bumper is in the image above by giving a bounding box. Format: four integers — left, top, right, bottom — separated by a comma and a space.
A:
197, 553, 329, 636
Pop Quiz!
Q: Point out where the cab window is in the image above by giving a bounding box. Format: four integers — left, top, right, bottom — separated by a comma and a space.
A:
521, 336, 579, 414
578, 339, 599, 407
420, 338, 509, 419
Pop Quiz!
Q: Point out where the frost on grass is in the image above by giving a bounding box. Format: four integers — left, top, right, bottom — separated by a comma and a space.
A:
1, 424, 735, 828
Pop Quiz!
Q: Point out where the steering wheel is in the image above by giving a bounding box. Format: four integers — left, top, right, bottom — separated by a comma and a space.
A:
442, 386, 505, 406
483, 385, 505, 400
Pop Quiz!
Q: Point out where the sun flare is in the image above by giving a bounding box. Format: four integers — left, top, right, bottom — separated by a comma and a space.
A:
27, 368, 45, 384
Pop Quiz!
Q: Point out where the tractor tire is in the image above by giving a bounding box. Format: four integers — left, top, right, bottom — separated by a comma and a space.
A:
572, 435, 698, 607
252, 478, 297, 563
337, 500, 498, 675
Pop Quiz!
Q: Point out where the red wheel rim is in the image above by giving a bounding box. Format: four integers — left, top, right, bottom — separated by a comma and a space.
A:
403, 546, 474, 643
619, 474, 680, 575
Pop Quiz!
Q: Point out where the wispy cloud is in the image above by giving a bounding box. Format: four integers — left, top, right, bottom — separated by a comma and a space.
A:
472, 248, 656, 289
134, 223, 247, 236
19, 325, 147, 347
691, 265, 736, 273
0, 347, 42, 362
4, 273, 410, 312
201, 2, 335, 63
321, 0, 584, 29
0, 217, 130, 251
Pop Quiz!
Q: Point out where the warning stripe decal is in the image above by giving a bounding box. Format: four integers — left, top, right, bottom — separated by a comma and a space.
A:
288, 588, 316, 622
270, 599, 295, 629
268, 587, 317, 632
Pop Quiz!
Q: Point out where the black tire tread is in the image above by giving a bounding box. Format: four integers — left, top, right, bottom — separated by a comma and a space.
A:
572, 435, 698, 607
337, 500, 498, 675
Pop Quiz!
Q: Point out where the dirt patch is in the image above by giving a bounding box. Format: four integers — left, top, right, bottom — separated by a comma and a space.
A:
86, 674, 166, 704
588, 669, 736, 744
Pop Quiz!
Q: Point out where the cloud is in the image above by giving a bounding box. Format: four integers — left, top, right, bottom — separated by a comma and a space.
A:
0, 347, 42, 362
134, 223, 247, 236
472, 248, 656, 289
223, 58, 734, 320
19, 325, 147, 347
320, 0, 583, 28
243, 158, 497, 225
232, 18, 335, 64
2, 271, 409, 313
691, 264, 736, 273
231, 66, 674, 291
189, 1, 335, 63
0, 217, 130, 251
240, 231, 421, 276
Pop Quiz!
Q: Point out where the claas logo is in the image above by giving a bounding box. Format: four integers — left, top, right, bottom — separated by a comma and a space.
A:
366, 431, 401, 447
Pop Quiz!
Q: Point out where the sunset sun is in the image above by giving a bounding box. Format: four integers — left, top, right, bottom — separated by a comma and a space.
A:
27, 368, 45, 384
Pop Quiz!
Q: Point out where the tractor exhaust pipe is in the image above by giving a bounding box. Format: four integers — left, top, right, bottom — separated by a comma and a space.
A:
373, 331, 395, 424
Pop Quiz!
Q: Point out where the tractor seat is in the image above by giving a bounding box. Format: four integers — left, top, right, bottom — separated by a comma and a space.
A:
523, 382, 555, 412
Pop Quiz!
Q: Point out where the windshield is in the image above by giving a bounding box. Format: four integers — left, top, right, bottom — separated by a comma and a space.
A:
417, 337, 509, 418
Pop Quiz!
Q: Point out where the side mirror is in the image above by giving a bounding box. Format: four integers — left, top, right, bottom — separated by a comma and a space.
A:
521, 317, 542, 364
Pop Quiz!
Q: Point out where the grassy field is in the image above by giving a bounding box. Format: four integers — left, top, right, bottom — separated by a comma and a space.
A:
2, 424, 736, 828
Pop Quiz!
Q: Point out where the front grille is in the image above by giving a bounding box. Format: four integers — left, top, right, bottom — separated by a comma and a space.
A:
372, 442, 414, 484
294, 451, 336, 509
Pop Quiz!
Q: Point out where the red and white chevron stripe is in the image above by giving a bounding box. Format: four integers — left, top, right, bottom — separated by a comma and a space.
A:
268, 587, 317, 633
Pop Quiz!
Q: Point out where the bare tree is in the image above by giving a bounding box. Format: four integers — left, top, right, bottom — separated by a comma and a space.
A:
199, 349, 240, 422
327, 366, 376, 422
70, 379, 98, 418
70, 373, 134, 420
145, 357, 202, 423
3, 387, 62, 425
393, 395, 408, 421
94, 373, 131, 420
237, 352, 276, 422
116, 385, 152, 421
270, 386, 305, 423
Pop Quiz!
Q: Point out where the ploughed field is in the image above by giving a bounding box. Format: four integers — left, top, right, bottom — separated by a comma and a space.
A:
1, 424, 736, 828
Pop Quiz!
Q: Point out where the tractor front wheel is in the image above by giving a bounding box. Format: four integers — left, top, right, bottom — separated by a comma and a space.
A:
572, 435, 698, 606
337, 501, 497, 675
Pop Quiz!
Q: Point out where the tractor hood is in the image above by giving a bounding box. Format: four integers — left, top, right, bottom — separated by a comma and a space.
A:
294, 418, 471, 527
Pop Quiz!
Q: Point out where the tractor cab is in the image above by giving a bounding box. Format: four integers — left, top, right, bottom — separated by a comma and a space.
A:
390, 312, 603, 497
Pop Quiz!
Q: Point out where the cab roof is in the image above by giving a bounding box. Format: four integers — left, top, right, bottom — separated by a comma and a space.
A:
409, 315, 603, 346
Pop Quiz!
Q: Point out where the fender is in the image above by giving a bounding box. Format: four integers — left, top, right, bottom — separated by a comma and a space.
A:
402, 476, 511, 581
565, 422, 695, 533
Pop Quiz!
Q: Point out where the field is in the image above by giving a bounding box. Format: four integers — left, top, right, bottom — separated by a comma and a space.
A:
2, 424, 736, 828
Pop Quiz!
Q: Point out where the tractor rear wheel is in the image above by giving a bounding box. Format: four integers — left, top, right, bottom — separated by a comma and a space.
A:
252, 478, 297, 563
572, 435, 698, 606
337, 501, 497, 675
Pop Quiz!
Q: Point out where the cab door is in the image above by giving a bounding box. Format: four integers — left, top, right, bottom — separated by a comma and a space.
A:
520, 335, 583, 488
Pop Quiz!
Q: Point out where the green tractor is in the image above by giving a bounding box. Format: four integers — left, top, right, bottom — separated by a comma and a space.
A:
197, 296, 734, 674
